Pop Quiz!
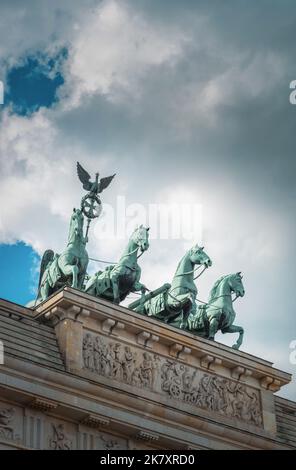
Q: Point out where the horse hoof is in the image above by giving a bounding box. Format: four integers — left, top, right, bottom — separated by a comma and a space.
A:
232, 344, 239, 350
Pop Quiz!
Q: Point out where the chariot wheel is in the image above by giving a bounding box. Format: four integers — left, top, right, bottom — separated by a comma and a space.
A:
81, 194, 102, 219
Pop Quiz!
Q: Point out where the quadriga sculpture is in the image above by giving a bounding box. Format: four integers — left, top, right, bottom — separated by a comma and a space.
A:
36, 208, 89, 303
84, 225, 149, 304
187, 272, 245, 349
129, 244, 212, 329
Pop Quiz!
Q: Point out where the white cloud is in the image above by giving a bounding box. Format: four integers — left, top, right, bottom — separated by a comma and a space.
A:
60, 0, 187, 108
0, 108, 114, 254
0, 1, 92, 74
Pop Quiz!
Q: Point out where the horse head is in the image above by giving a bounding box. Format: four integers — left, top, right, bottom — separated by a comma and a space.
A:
131, 224, 150, 253
228, 272, 245, 297
189, 244, 212, 268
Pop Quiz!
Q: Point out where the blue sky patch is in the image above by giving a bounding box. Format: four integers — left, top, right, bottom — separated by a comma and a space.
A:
0, 242, 40, 305
5, 48, 67, 115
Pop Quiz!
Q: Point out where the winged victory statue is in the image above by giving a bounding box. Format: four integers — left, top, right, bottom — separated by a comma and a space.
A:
77, 161, 115, 229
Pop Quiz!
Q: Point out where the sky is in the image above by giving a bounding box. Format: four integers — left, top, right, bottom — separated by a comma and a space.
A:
0, 0, 295, 400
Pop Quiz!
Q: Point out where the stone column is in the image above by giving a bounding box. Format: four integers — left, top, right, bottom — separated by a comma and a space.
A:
46, 305, 89, 373
260, 376, 281, 434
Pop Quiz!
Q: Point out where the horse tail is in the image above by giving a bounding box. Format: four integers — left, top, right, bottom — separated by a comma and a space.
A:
38, 249, 54, 289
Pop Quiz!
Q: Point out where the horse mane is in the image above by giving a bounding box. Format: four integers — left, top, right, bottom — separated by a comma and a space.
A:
174, 248, 191, 274
208, 275, 229, 302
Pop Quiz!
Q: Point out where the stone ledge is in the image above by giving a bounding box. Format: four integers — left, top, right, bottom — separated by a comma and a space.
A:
29, 397, 58, 412
0, 357, 292, 450
34, 288, 291, 392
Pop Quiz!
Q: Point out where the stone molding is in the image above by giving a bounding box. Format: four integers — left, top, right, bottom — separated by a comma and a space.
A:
35, 288, 291, 394
0, 290, 293, 450
82, 332, 263, 428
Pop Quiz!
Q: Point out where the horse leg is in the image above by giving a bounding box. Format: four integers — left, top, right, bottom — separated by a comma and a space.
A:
78, 256, 89, 290
71, 265, 79, 288
62, 264, 79, 288
77, 270, 86, 290
110, 272, 120, 304
223, 324, 244, 350
208, 318, 219, 340
181, 299, 197, 330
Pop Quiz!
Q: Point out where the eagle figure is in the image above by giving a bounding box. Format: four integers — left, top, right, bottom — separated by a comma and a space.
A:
77, 161, 115, 195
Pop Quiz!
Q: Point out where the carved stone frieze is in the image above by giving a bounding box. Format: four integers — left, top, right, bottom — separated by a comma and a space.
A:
49, 424, 72, 450
0, 407, 17, 441
100, 435, 121, 450
161, 360, 263, 427
83, 333, 160, 390
82, 332, 263, 428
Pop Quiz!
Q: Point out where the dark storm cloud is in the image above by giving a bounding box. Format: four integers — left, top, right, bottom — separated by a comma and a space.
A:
54, 0, 296, 209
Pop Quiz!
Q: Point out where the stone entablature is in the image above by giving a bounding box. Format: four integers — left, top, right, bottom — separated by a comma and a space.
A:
0, 289, 294, 450
38, 287, 290, 395
82, 332, 263, 428
0, 400, 151, 450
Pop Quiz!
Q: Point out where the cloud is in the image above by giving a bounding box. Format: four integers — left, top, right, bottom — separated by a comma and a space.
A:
60, 0, 187, 108
0, 106, 124, 260
173, 51, 285, 131
0, 2, 72, 72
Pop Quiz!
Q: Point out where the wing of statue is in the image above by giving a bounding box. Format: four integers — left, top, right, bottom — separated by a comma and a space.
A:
77, 162, 92, 191
98, 174, 116, 193
38, 249, 54, 289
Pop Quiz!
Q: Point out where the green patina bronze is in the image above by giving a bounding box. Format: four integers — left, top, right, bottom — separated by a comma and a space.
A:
31, 162, 246, 349
84, 225, 149, 304
129, 245, 212, 329
187, 273, 245, 349
77, 161, 115, 238
32, 162, 115, 305
36, 208, 89, 303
